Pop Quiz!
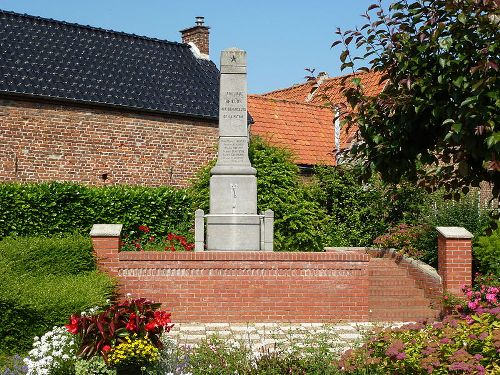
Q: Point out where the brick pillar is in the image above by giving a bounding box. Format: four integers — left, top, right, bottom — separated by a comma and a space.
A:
90, 224, 122, 277
436, 226, 473, 296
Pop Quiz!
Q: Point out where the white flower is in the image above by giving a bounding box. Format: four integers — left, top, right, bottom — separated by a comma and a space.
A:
24, 326, 76, 375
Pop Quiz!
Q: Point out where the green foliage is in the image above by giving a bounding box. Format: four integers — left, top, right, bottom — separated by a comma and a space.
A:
1, 271, 115, 331
0, 300, 46, 356
373, 224, 429, 259
0, 182, 192, 239
0, 236, 115, 356
251, 138, 328, 251
184, 336, 253, 375
313, 166, 387, 246
338, 313, 500, 374
371, 190, 490, 267
336, 0, 500, 202
75, 356, 116, 375
0, 354, 27, 374
183, 331, 342, 375
0, 235, 95, 276
312, 165, 431, 247
417, 192, 490, 267
253, 329, 341, 375
474, 229, 500, 278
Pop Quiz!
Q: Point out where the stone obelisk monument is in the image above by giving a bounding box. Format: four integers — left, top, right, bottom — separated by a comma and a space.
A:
205, 48, 263, 251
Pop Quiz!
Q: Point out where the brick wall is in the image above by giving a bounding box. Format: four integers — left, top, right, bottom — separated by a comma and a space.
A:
91, 234, 370, 322
363, 248, 443, 309
0, 98, 218, 187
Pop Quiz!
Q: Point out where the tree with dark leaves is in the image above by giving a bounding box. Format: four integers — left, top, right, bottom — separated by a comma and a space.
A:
334, 0, 499, 211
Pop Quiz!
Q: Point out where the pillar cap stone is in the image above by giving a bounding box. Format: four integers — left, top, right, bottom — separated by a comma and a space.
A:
90, 224, 123, 237
436, 226, 473, 239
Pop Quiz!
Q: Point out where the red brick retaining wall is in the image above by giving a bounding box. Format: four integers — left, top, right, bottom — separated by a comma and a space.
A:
364, 248, 443, 309
0, 98, 218, 187
92, 226, 473, 322
92, 235, 370, 322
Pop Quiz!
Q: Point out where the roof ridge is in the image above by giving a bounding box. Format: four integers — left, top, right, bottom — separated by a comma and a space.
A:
261, 80, 313, 96
261, 69, 380, 97
0, 8, 188, 48
321, 70, 381, 84
248, 94, 332, 109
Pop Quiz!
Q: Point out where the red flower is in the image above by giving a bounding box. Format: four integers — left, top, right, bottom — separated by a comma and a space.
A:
126, 313, 137, 332
102, 344, 111, 352
138, 225, 150, 233
154, 310, 171, 327
145, 321, 157, 331
65, 315, 80, 334
167, 233, 175, 241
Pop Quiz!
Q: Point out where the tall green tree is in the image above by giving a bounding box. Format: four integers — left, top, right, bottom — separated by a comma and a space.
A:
334, 0, 499, 204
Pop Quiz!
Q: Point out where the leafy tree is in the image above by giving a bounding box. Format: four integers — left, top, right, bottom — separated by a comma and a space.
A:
334, 0, 499, 205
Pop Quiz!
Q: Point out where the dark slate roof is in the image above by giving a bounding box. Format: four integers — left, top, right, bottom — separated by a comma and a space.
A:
0, 10, 220, 120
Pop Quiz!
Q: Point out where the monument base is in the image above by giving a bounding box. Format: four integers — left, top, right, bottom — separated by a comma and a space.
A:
206, 214, 261, 251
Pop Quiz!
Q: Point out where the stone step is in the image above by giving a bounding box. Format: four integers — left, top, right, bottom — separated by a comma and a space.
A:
370, 278, 416, 287
370, 308, 439, 322
368, 268, 408, 277
370, 288, 425, 298
369, 297, 430, 308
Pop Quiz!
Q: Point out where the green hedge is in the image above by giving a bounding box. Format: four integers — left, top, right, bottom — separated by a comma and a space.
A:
0, 235, 95, 276
0, 182, 192, 239
0, 235, 115, 355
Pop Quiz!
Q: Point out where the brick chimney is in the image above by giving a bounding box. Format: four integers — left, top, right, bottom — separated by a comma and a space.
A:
180, 16, 210, 58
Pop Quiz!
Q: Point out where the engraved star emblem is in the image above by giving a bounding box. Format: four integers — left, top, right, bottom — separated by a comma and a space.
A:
231, 55, 237, 62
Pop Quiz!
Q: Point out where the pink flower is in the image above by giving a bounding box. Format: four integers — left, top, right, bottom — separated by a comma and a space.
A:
486, 293, 497, 304
468, 300, 479, 310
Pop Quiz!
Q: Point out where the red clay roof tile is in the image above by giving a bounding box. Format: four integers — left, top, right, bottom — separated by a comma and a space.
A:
260, 70, 385, 155
248, 95, 336, 166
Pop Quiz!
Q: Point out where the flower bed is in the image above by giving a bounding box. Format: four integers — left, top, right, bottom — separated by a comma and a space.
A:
121, 225, 194, 252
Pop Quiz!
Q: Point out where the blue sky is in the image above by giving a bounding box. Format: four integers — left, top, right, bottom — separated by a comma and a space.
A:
1, 0, 374, 93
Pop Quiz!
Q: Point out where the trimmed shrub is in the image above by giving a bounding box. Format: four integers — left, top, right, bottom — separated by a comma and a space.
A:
0, 235, 94, 276
0, 182, 192, 240
0, 300, 46, 357
0, 236, 115, 356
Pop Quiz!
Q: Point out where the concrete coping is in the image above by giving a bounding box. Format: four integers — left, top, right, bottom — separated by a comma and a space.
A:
436, 226, 473, 239
90, 224, 123, 237
324, 247, 370, 252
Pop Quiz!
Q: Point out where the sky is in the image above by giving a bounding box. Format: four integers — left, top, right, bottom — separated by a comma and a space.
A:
0, 0, 375, 94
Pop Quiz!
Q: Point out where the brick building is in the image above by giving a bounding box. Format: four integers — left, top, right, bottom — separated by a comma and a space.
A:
0, 10, 219, 187
257, 70, 385, 164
